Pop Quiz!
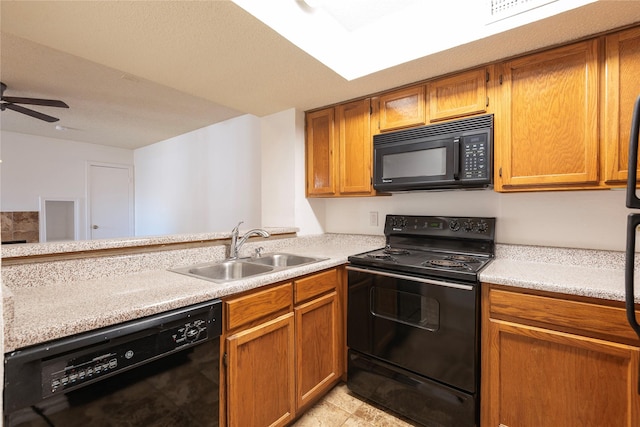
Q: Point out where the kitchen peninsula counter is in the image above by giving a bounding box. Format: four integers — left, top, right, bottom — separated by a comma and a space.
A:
2, 233, 384, 352
3, 234, 639, 352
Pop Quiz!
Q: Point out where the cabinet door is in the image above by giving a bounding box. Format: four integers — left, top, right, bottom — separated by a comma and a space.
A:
377, 85, 426, 132
486, 319, 640, 427
428, 68, 488, 122
496, 40, 599, 190
295, 291, 340, 411
604, 27, 640, 184
226, 313, 295, 427
336, 99, 374, 195
306, 108, 336, 196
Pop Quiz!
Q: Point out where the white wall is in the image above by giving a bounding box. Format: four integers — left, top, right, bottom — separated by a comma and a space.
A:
320, 188, 630, 251
134, 115, 262, 236
261, 109, 296, 227
0, 131, 134, 240
260, 108, 324, 235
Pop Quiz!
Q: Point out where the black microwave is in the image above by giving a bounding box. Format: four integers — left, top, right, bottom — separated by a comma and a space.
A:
373, 114, 493, 192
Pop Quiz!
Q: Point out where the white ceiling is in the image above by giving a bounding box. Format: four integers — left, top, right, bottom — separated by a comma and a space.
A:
1, 0, 639, 150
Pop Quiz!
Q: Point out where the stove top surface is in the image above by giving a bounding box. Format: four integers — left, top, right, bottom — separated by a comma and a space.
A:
348, 215, 496, 282
349, 246, 492, 277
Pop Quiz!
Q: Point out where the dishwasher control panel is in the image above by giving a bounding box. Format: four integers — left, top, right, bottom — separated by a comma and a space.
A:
37, 302, 220, 398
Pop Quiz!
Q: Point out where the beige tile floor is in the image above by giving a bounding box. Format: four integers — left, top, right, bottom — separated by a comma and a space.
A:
291, 382, 421, 427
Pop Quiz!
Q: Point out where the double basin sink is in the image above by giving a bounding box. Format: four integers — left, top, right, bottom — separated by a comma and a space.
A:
172, 252, 328, 283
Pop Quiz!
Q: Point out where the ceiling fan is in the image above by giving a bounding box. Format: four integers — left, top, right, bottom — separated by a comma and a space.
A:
0, 82, 69, 123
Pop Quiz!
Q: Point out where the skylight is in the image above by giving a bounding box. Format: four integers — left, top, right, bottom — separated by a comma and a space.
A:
232, 0, 597, 81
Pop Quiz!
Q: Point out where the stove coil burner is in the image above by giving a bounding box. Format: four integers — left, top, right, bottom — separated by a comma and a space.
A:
366, 253, 395, 261
383, 246, 410, 256
444, 255, 479, 263
423, 259, 472, 270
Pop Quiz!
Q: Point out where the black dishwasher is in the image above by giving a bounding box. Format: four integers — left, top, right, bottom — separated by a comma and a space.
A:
4, 300, 222, 427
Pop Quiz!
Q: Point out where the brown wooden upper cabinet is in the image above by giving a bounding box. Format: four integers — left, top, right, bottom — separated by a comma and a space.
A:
373, 68, 490, 134
306, 108, 336, 196
375, 85, 426, 132
603, 26, 640, 185
306, 99, 375, 197
305, 24, 640, 195
428, 67, 490, 122
494, 40, 600, 191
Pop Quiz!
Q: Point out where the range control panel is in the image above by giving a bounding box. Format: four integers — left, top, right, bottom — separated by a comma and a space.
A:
385, 215, 496, 240
41, 310, 213, 398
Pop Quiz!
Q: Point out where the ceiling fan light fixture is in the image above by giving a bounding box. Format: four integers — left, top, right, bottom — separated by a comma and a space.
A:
0, 81, 69, 123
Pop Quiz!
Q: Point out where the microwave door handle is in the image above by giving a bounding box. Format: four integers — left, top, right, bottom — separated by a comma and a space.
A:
453, 137, 460, 180
626, 95, 640, 208
625, 213, 640, 393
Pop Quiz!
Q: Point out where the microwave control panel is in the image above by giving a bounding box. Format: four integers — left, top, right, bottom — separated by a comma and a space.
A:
461, 134, 489, 180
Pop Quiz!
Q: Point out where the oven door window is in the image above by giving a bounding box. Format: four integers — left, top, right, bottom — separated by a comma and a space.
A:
371, 286, 440, 331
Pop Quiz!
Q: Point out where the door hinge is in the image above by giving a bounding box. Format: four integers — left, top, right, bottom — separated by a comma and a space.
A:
499, 74, 503, 85
486, 71, 490, 83
223, 352, 228, 367
370, 105, 373, 116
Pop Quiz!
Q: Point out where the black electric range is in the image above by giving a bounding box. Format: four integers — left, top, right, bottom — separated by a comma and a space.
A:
347, 214, 496, 427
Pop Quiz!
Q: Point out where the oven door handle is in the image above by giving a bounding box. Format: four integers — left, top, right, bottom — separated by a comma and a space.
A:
346, 265, 474, 291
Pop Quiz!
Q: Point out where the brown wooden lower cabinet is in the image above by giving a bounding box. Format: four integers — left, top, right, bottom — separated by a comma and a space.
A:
482, 284, 640, 427
295, 291, 339, 410
222, 268, 343, 426
226, 313, 296, 427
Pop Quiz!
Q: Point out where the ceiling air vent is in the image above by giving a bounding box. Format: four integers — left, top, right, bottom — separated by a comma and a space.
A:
488, 0, 558, 23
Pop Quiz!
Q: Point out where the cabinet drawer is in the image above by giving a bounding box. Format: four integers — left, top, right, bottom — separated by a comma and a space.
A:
225, 282, 293, 331
294, 269, 337, 304
489, 287, 640, 344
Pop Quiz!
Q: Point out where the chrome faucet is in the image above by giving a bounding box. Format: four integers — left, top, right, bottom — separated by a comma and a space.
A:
229, 221, 270, 259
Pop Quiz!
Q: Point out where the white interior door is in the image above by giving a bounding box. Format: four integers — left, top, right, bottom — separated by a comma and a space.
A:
88, 163, 134, 239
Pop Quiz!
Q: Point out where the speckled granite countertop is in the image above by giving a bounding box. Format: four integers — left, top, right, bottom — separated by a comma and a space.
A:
4, 235, 639, 353
3, 234, 384, 352
480, 244, 639, 302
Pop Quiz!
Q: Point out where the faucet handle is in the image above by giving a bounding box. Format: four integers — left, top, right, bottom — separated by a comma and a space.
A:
232, 221, 244, 233
254, 247, 264, 258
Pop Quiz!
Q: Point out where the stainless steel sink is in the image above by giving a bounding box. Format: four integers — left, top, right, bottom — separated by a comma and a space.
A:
173, 260, 273, 283
171, 252, 327, 283
250, 253, 325, 267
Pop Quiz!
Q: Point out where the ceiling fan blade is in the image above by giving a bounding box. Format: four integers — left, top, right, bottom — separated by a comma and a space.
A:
1, 102, 60, 122
1, 96, 69, 108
